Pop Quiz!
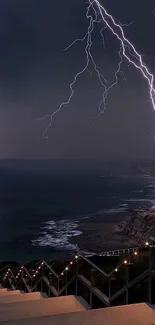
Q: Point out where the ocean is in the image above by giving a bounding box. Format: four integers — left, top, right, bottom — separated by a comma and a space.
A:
0, 166, 154, 262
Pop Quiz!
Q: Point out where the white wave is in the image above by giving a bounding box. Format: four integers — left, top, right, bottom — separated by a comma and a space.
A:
145, 184, 155, 188
98, 207, 128, 214
82, 216, 91, 220
79, 250, 97, 257
32, 220, 82, 250
127, 198, 154, 202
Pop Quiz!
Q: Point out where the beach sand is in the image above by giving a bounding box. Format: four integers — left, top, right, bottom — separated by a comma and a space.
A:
70, 217, 136, 253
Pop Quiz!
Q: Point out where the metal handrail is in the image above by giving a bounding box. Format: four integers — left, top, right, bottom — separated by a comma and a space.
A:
109, 243, 149, 276
0, 241, 153, 307
23, 266, 32, 280
43, 260, 59, 279
78, 253, 108, 277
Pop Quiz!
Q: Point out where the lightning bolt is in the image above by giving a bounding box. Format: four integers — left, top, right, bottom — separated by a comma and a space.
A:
31, 0, 108, 139
95, 0, 155, 107
32, 0, 155, 139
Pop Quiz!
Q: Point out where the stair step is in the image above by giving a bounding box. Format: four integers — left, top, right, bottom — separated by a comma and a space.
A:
1, 302, 155, 325
0, 295, 86, 322
0, 290, 20, 296
0, 292, 44, 304
0, 289, 7, 293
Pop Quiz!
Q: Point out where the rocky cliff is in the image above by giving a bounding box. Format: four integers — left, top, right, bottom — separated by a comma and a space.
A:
116, 209, 155, 245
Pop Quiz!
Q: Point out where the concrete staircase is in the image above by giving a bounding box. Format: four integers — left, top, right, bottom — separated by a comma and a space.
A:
0, 288, 88, 323
0, 288, 155, 324
0, 301, 155, 325
0, 289, 44, 304
0, 289, 21, 296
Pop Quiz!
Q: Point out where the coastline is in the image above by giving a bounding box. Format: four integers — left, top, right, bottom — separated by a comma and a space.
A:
70, 216, 133, 253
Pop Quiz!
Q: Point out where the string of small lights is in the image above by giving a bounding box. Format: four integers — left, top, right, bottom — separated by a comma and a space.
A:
28, 256, 79, 280
112, 240, 150, 275
56, 241, 151, 280
1, 241, 152, 284
32, 261, 44, 278
60, 255, 78, 277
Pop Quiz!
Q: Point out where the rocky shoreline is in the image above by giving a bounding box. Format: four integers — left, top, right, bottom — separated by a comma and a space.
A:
70, 208, 155, 254
116, 208, 155, 245
70, 216, 132, 253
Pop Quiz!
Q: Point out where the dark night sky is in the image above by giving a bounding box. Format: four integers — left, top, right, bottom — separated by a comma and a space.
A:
1, 0, 155, 160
